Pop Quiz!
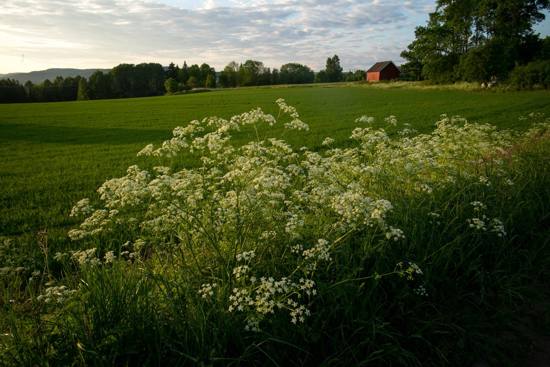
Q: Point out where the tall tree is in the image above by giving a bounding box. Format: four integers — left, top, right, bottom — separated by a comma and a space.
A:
166, 62, 179, 80
186, 76, 199, 89
199, 63, 216, 88
88, 71, 113, 99
344, 70, 366, 82
188, 64, 202, 86
177, 62, 189, 84
77, 78, 89, 100
279, 63, 315, 84
402, 0, 550, 83
325, 55, 343, 82
0, 79, 27, 103
164, 77, 178, 94
219, 61, 239, 87
315, 70, 328, 83
239, 60, 268, 86
205, 74, 216, 88
271, 68, 280, 85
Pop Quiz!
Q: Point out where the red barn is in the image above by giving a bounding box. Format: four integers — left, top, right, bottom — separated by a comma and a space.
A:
366, 61, 400, 82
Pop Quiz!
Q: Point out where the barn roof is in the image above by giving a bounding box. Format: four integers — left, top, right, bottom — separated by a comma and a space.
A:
367, 61, 396, 73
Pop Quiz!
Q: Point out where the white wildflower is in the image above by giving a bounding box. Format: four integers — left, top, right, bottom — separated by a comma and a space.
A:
355, 115, 375, 124
385, 227, 405, 241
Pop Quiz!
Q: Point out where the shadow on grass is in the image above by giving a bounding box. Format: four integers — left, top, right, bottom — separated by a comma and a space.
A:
0, 122, 171, 145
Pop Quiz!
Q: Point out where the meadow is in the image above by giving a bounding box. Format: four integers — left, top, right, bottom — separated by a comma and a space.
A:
1, 84, 550, 366
1, 85, 549, 241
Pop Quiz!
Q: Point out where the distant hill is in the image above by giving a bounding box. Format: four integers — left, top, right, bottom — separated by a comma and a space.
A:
0, 68, 111, 84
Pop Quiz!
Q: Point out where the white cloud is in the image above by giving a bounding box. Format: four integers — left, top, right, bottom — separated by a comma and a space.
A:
0, 0, 453, 73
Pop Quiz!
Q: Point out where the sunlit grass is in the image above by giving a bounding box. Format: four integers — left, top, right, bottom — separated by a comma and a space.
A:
1, 87, 550, 366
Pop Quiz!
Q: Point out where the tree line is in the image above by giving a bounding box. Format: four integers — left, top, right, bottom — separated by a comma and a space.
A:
400, 0, 550, 87
166, 55, 364, 91
1, 56, 366, 103
0, 63, 168, 103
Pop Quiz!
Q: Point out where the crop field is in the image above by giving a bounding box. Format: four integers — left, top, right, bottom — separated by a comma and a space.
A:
1, 85, 550, 366
1, 85, 549, 241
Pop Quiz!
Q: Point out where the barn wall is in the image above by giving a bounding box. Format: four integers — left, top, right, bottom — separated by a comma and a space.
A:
367, 72, 380, 82
380, 65, 400, 80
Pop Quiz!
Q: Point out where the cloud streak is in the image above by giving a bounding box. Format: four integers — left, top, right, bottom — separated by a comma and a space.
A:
0, 0, 467, 73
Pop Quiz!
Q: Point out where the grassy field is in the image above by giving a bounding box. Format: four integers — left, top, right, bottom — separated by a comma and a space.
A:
1, 85, 550, 366
1, 85, 549, 242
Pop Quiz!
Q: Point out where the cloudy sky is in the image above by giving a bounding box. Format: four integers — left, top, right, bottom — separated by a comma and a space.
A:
1, 0, 549, 73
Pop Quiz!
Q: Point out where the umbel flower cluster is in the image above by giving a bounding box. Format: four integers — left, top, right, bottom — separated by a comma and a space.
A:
68, 100, 549, 329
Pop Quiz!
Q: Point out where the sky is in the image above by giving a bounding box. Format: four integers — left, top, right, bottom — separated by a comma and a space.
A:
1, 0, 549, 74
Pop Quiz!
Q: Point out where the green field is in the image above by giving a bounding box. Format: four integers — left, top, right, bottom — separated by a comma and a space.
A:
2, 84, 550, 366
1, 85, 549, 243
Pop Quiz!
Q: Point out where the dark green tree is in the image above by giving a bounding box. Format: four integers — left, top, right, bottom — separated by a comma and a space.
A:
166, 62, 179, 80
188, 64, 202, 86
186, 76, 199, 89
402, 0, 550, 83
205, 74, 216, 88
239, 60, 268, 86
77, 78, 89, 100
271, 68, 280, 85
200, 63, 216, 87
164, 77, 179, 93
88, 71, 113, 99
279, 63, 315, 84
0, 79, 27, 103
400, 48, 424, 81
541, 36, 550, 59
219, 61, 239, 88
315, 70, 328, 83
325, 55, 343, 82
177, 62, 189, 84
344, 70, 366, 81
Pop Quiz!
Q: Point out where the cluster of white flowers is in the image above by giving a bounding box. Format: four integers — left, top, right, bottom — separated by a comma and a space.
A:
322, 137, 335, 146
104, 251, 116, 264
414, 285, 429, 297
489, 218, 506, 237
301, 239, 332, 272
467, 201, 506, 237
468, 216, 488, 231
233, 265, 250, 279
68, 209, 118, 240
384, 115, 398, 126
236, 250, 256, 262
398, 128, 418, 137
385, 227, 405, 242
274, 98, 309, 131
284, 119, 310, 131
198, 283, 217, 299
69, 198, 93, 217
478, 176, 491, 186
37, 285, 77, 304
225, 246, 320, 330
71, 248, 100, 266
355, 115, 375, 124
397, 261, 428, 296
428, 212, 441, 225
0, 266, 27, 276
53, 248, 120, 267
397, 261, 424, 281
288, 300, 311, 324
470, 201, 487, 212
229, 275, 315, 330
67, 100, 545, 329
275, 98, 299, 119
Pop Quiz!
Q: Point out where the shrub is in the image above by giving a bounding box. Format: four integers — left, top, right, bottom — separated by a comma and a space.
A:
509, 60, 550, 89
